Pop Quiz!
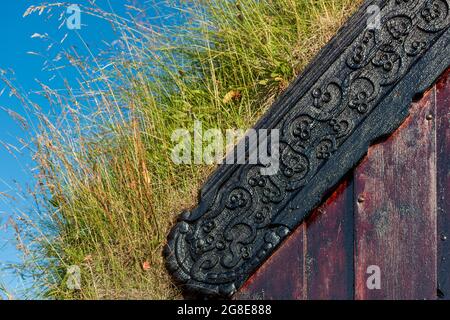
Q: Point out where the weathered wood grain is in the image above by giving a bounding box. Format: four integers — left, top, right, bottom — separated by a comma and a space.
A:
305, 178, 354, 300
354, 89, 438, 300
436, 69, 450, 300
235, 225, 306, 300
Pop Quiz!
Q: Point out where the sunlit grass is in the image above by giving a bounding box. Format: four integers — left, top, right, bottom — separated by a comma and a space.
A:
3, 0, 362, 299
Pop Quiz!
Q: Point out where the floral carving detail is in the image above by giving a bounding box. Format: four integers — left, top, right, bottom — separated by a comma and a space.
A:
312, 87, 332, 108
216, 240, 225, 250
240, 247, 251, 260
292, 116, 312, 140
281, 148, 309, 179
329, 118, 351, 137
421, 2, 442, 23
316, 139, 335, 160
248, 176, 266, 187
206, 235, 215, 245
349, 91, 370, 114
347, 30, 375, 68
253, 208, 268, 224
417, 0, 449, 32
202, 220, 215, 233
261, 183, 282, 203
371, 44, 402, 84
194, 238, 207, 254
226, 189, 249, 209
386, 16, 412, 39
406, 40, 428, 56
372, 49, 400, 72
352, 45, 365, 64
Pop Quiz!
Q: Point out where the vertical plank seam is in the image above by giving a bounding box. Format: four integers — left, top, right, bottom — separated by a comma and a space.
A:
348, 173, 356, 300
303, 223, 307, 300
352, 169, 358, 300
437, 70, 450, 299
433, 85, 438, 300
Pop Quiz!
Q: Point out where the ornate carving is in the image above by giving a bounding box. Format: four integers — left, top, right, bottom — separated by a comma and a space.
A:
164, 0, 450, 297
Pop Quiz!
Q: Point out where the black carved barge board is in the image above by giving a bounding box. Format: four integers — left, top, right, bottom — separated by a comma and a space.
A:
164, 0, 450, 297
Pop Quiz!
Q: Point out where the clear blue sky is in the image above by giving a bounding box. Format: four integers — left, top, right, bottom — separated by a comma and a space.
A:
0, 0, 169, 299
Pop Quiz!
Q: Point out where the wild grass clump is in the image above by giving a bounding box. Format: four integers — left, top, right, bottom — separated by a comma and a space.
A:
4, 0, 361, 299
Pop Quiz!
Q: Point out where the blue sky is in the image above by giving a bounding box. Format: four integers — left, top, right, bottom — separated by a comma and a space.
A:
0, 0, 163, 299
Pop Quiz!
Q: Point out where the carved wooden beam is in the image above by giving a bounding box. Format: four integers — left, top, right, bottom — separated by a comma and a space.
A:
164, 0, 450, 297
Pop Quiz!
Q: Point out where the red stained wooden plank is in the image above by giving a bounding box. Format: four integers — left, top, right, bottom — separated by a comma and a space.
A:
354, 89, 437, 300
235, 178, 352, 300
436, 69, 450, 299
235, 224, 306, 300
306, 178, 354, 300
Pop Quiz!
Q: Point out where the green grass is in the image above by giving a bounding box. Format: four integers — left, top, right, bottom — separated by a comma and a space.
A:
4, 0, 362, 299
0, 281, 9, 300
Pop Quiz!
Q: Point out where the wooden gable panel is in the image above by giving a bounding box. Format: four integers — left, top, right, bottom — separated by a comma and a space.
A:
437, 70, 450, 299
354, 81, 437, 300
